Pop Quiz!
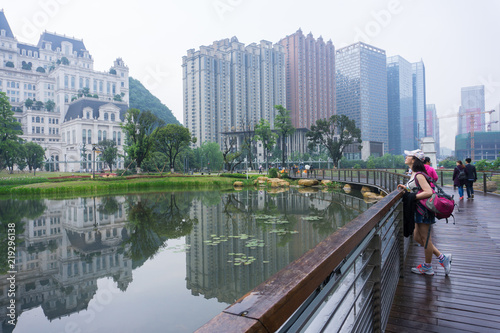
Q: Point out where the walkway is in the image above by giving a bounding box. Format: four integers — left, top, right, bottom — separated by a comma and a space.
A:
386, 187, 500, 333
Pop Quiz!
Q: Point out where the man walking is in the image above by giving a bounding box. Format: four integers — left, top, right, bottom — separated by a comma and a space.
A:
464, 158, 477, 199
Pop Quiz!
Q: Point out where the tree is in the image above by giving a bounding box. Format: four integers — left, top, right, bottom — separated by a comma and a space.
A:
113, 94, 122, 102
60, 57, 69, 65
121, 108, 164, 172
35, 100, 44, 110
254, 118, 277, 169
97, 139, 119, 172
5, 61, 14, 68
36, 66, 45, 73
221, 135, 243, 172
0, 92, 23, 170
24, 98, 33, 109
45, 100, 55, 112
24, 142, 45, 173
198, 142, 224, 171
274, 105, 295, 166
153, 124, 196, 173
306, 115, 361, 168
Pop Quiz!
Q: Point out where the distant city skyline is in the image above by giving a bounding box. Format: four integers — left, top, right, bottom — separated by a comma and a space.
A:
1, 0, 500, 151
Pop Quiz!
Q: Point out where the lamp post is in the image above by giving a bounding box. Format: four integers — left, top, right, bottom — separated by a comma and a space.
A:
33, 153, 36, 176
92, 144, 96, 179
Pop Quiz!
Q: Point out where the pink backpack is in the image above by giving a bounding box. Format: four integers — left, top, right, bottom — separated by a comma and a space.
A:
414, 172, 455, 221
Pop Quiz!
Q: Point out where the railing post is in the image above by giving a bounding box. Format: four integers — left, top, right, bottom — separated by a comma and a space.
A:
358, 170, 360, 183
440, 171, 444, 187
369, 232, 382, 332
483, 172, 487, 194
397, 200, 405, 278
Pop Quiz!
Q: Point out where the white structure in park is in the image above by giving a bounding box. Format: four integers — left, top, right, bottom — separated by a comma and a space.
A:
0, 10, 129, 171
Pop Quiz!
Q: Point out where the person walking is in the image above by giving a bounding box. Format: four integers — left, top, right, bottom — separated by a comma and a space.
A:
398, 149, 452, 276
464, 158, 477, 199
424, 157, 438, 188
452, 160, 467, 200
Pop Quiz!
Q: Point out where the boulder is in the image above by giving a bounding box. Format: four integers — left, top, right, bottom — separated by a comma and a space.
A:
298, 179, 319, 187
343, 184, 351, 193
361, 186, 372, 193
321, 180, 332, 186
298, 187, 319, 193
233, 181, 244, 187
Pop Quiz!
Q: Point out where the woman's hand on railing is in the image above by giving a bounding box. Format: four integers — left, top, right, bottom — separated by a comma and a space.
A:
397, 184, 407, 191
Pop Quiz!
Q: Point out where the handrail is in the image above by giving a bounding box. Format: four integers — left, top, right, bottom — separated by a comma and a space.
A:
196, 189, 404, 332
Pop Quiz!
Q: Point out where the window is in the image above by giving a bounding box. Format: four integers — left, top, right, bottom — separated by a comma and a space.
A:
111, 113, 115, 121
113, 131, 116, 144
117, 132, 121, 145
103, 131, 107, 141
86, 111, 90, 119
104, 113, 108, 121
88, 130, 92, 144
98, 130, 102, 142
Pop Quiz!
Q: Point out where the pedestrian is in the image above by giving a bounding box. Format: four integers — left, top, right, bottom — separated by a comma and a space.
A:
464, 158, 477, 199
259, 164, 262, 174
397, 149, 452, 276
423, 157, 438, 188
452, 160, 467, 200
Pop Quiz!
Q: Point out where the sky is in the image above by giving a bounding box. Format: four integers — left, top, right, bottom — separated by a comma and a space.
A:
2, 0, 500, 151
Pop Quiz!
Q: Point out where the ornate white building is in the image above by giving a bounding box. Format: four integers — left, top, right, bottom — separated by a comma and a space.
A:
0, 10, 129, 171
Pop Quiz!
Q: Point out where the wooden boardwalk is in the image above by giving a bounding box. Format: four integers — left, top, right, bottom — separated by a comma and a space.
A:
386, 188, 500, 333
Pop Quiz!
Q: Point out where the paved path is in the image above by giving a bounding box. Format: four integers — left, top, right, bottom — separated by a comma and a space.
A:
386, 187, 500, 332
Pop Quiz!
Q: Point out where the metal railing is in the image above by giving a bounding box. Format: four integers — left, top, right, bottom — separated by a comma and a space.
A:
197, 170, 410, 333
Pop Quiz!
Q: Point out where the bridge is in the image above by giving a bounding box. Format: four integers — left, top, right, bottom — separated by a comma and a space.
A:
197, 169, 500, 332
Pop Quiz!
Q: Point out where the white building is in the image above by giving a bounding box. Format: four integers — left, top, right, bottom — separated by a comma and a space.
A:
0, 10, 129, 171
182, 37, 286, 148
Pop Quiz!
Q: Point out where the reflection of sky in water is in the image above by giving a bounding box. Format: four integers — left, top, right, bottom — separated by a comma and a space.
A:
1, 189, 368, 332
14, 238, 227, 333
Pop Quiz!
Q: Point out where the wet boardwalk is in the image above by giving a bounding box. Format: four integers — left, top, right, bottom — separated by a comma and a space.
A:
386, 188, 500, 333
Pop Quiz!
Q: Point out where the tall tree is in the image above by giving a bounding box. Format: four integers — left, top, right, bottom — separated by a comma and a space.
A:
97, 139, 119, 172
254, 118, 277, 170
221, 135, 243, 172
153, 124, 196, 173
0, 92, 23, 171
24, 142, 45, 173
274, 105, 295, 167
121, 108, 164, 172
306, 115, 362, 168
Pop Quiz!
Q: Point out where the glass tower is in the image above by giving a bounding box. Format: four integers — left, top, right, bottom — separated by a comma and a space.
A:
387, 55, 414, 154
336, 42, 388, 154
459, 85, 485, 135
412, 61, 427, 147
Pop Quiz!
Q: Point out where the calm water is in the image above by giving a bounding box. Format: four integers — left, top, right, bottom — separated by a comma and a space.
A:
0, 188, 370, 332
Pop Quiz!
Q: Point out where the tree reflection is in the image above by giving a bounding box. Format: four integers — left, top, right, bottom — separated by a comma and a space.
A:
0, 199, 46, 273
97, 196, 120, 216
124, 193, 197, 263
307, 193, 361, 235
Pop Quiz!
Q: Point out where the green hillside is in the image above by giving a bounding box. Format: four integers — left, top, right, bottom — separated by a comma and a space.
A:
129, 77, 179, 125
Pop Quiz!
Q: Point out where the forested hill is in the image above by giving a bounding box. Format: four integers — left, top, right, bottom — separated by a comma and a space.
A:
129, 77, 179, 125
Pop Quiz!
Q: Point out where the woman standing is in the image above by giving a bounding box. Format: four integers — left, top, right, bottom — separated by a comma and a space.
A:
398, 149, 452, 276
452, 160, 467, 200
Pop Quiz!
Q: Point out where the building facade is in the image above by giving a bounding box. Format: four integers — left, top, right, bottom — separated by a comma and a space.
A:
458, 85, 485, 135
182, 37, 286, 148
336, 42, 388, 156
387, 55, 414, 155
425, 104, 440, 157
0, 10, 129, 171
412, 60, 427, 147
279, 29, 335, 129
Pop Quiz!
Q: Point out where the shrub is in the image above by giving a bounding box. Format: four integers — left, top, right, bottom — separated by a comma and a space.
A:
268, 168, 278, 178
219, 173, 246, 179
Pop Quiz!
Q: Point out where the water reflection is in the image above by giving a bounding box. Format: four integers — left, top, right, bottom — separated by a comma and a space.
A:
0, 189, 370, 332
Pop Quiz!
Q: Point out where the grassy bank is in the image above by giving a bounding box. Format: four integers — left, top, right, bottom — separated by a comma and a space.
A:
0, 171, 243, 198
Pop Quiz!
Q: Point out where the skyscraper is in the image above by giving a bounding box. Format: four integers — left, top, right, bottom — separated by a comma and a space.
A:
336, 42, 388, 157
279, 29, 335, 129
387, 55, 413, 154
459, 85, 485, 135
425, 104, 440, 157
182, 37, 285, 147
412, 61, 426, 147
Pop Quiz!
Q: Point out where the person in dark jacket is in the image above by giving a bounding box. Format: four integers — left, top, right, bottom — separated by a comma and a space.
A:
464, 158, 477, 199
452, 160, 467, 200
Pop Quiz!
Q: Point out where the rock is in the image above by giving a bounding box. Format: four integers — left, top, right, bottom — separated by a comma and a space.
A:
361, 186, 372, 193
298, 187, 319, 193
343, 184, 351, 193
233, 181, 244, 187
298, 179, 319, 187
321, 180, 332, 186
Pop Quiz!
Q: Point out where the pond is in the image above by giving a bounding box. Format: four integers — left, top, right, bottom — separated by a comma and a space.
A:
0, 188, 372, 332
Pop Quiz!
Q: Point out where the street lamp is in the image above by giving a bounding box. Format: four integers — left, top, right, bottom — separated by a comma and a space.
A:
92, 144, 96, 179
33, 153, 36, 176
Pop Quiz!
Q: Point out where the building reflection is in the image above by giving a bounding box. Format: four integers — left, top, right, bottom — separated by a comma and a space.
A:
0, 197, 132, 329
185, 189, 368, 304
